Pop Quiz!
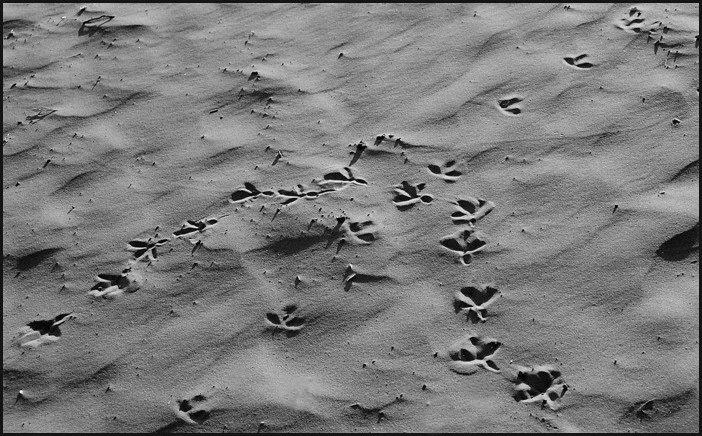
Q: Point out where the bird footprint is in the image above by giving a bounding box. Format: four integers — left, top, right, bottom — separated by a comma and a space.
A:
265, 304, 306, 333
328, 218, 378, 248
563, 54, 594, 69
448, 334, 502, 374
392, 181, 434, 211
345, 219, 377, 244
15, 313, 75, 347
454, 284, 501, 323
512, 365, 569, 410
127, 237, 170, 261
316, 167, 368, 188
498, 97, 523, 115
277, 184, 335, 206
439, 228, 488, 265
88, 267, 142, 299
428, 160, 462, 183
175, 394, 211, 425
616, 7, 646, 33
230, 182, 275, 203
173, 217, 221, 238
451, 197, 495, 226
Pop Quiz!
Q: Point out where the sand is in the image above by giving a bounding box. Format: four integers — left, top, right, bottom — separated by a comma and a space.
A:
3, 3, 699, 433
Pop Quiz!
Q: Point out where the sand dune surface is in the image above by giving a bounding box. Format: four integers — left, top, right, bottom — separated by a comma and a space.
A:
3, 3, 699, 432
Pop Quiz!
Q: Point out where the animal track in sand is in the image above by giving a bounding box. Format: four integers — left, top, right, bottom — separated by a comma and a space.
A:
173, 217, 221, 238
512, 365, 568, 410
325, 217, 377, 253
277, 184, 336, 206
392, 181, 434, 211
453, 284, 501, 323
176, 394, 211, 425
615, 7, 647, 33
15, 313, 75, 347
563, 54, 594, 69
323, 217, 377, 252
616, 8, 669, 36
126, 237, 170, 261
498, 97, 523, 115
230, 182, 275, 203
428, 160, 462, 183
88, 267, 142, 298
265, 304, 306, 334
448, 334, 502, 374
451, 196, 495, 226
315, 167, 368, 189
439, 228, 488, 265
345, 219, 378, 244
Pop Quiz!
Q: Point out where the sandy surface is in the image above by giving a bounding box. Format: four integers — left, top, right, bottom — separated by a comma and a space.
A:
3, 3, 699, 433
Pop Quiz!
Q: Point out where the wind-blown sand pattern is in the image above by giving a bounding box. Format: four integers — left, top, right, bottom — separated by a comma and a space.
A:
3, 3, 698, 433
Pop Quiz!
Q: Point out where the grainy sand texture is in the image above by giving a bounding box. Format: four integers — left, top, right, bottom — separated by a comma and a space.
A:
3, 3, 699, 433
